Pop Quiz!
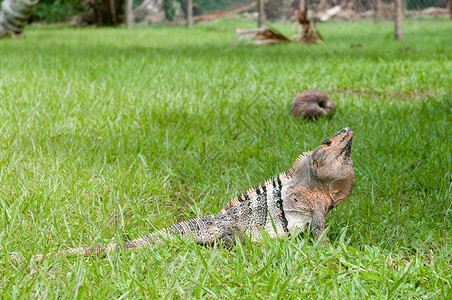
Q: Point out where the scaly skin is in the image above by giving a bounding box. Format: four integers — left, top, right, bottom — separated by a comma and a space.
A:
34, 127, 354, 262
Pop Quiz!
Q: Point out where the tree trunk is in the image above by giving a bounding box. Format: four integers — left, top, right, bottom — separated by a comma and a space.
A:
394, 0, 403, 40
374, 0, 382, 21
110, 0, 117, 24
0, 0, 38, 38
84, 0, 125, 26
295, 0, 323, 44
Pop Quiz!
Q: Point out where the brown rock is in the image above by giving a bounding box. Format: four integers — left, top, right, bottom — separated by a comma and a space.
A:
290, 90, 336, 119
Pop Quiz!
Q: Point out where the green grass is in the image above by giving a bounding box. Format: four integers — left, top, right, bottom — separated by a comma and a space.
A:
0, 17, 451, 298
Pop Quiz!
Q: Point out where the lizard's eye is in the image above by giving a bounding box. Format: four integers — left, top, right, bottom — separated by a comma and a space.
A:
323, 139, 332, 146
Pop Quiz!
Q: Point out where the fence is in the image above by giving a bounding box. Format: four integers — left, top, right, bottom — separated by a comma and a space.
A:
133, 0, 256, 24
130, 0, 451, 26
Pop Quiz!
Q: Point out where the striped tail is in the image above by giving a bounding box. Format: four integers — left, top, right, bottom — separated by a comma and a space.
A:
33, 215, 218, 262
33, 231, 162, 262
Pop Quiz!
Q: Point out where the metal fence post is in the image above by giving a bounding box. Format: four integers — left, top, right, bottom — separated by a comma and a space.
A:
188, 0, 193, 28
125, 0, 133, 29
449, 0, 452, 19
258, 0, 264, 28
395, 0, 403, 40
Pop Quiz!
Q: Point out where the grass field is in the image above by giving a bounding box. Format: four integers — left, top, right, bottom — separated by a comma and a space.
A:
0, 17, 451, 298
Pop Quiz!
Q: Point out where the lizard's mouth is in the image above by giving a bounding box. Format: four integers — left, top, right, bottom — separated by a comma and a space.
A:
337, 128, 353, 158
331, 127, 353, 142
338, 127, 353, 138
313, 127, 354, 163
343, 137, 353, 157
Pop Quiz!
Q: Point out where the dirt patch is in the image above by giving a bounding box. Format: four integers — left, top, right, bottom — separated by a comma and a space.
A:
334, 88, 446, 101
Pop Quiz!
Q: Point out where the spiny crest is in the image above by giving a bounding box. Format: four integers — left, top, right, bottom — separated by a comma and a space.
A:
287, 151, 312, 176
223, 177, 278, 210
222, 151, 311, 211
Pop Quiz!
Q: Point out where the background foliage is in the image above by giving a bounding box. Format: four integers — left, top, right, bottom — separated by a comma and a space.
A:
1, 0, 448, 24
32, 0, 85, 23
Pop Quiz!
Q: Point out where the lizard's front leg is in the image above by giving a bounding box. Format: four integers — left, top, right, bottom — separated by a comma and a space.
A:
311, 207, 328, 240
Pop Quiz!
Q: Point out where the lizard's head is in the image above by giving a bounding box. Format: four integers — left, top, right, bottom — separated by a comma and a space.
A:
311, 127, 355, 206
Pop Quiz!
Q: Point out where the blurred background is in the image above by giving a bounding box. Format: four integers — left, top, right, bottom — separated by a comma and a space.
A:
20, 0, 452, 27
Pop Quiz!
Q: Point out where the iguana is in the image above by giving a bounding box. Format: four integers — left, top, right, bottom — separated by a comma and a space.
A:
34, 127, 354, 262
